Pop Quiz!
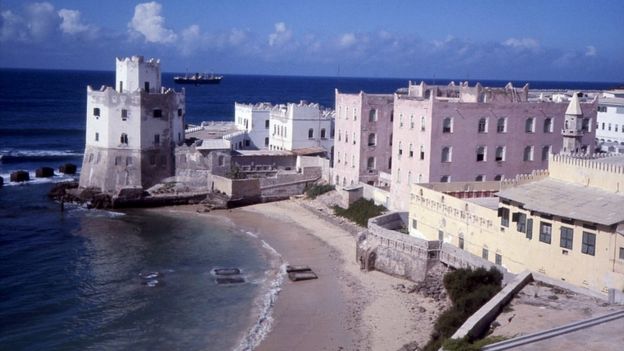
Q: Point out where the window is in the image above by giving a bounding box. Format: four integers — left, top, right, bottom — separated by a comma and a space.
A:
409, 144, 414, 158
144, 82, 150, 92
438, 230, 444, 241
476, 146, 486, 162
408, 171, 412, 184
440, 175, 450, 182
581, 232, 596, 256
351, 155, 355, 168
475, 175, 485, 181
478, 118, 488, 133
560, 227, 574, 250
178, 109, 183, 117
495, 253, 502, 265
597, 105, 607, 112
495, 146, 505, 162
154, 134, 160, 145
412, 219, 418, 229
399, 113, 403, 128
441, 146, 452, 162
352, 132, 356, 145
619, 247, 624, 260
410, 115, 415, 129
368, 133, 376, 146
442, 117, 453, 133
121, 109, 128, 120
543, 118, 553, 133
420, 116, 426, 131
515, 212, 527, 233
338, 130, 341, 141
264, 137, 269, 146
153, 109, 162, 118
367, 157, 375, 170
582, 118, 590, 132
542, 145, 551, 161
149, 154, 156, 165
494, 174, 503, 181
525, 117, 535, 133
120, 133, 128, 144
321, 128, 326, 139
388, 157, 392, 169
114, 156, 121, 166
245, 139, 250, 147
398, 142, 403, 158
93, 107, 100, 117
523, 146, 533, 161
459, 235, 464, 249
420, 145, 425, 160
482, 247, 489, 260
499, 207, 510, 227
526, 218, 533, 239
126, 156, 132, 166
539, 222, 552, 244
265, 120, 269, 129
389, 133, 392, 146
369, 109, 378, 122
497, 117, 506, 133
308, 128, 314, 139
390, 111, 394, 122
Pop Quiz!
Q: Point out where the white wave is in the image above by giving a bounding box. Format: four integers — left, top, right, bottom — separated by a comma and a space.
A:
234, 263, 287, 351
0, 149, 83, 158
245, 231, 258, 238
0, 171, 78, 187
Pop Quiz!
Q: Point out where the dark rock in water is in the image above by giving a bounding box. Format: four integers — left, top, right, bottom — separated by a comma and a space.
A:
35, 167, 55, 178
59, 163, 77, 174
216, 276, 245, 285
214, 268, 241, 276
48, 180, 79, 199
10, 170, 29, 182
0, 176, 3, 187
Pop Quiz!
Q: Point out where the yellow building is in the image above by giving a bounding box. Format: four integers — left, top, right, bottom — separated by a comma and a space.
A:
409, 153, 624, 296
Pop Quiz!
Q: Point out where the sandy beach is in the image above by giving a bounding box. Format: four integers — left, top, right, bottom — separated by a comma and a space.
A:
190, 199, 447, 351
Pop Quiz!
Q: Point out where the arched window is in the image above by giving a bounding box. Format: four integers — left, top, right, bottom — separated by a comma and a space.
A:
338, 130, 341, 141
542, 145, 551, 161
367, 157, 375, 170
409, 143, 414, 157
120, 133, 128, 144
497, 117, 506, 133
308, 128, 314, 139
476, 146, 486, 162
495, 146, 505, 162
523, 146, 533, 161
420, 116, 426, 131
369, 109, 377, 122
543, 118, 553, 133
525, 117, 535, 133
410, 115, 415, 129
321, 128, 326, 139
368, 133, 376, 146
420, 145, 425, 160
398, 141, 403, 158
475, 175, 485, 181
441, 146, 452, 162
478, 118, 488, 133
442, 117, 453, 133
494, 174, 503, 181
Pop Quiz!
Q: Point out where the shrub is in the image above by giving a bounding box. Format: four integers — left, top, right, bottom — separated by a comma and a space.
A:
442, 335, 508, 351
423, 267, 503, 351
305, 184, 335, 199
332, 198, 386, 227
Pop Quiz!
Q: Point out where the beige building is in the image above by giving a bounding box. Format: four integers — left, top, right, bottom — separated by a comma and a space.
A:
409, 153, 624, 296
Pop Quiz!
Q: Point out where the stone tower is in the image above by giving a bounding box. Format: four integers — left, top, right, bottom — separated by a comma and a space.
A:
79, 56, 186, 194
561, 92, 588, 154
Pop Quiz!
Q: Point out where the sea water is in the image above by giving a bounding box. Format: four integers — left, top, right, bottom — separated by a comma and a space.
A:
0, 69, 619, 350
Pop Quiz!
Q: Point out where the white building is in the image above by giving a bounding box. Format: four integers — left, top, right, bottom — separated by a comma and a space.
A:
269, 101, 334, 153
232, 102, 273, 149
596, 92, 624, 153
79, 56, 185, 193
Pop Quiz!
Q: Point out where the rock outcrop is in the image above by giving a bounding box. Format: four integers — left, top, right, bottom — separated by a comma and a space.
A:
10, 170, 29, 182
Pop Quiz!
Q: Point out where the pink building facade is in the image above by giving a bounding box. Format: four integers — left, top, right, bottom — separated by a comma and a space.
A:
333, 81, 597, 211
333, 91, 394, 187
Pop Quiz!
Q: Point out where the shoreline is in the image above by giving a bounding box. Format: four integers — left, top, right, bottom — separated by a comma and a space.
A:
161, 199, 446, 350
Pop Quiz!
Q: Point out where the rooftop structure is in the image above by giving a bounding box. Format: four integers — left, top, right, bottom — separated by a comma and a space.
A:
596, 94, 624, 153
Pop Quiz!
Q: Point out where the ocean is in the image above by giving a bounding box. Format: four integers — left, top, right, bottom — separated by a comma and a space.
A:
0, 69, 619, 350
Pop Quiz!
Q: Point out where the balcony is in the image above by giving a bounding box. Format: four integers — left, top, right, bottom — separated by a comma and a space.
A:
561, 129, 583, 137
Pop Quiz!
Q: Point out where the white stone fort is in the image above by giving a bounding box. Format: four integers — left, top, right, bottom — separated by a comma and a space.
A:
79, 56, 186, 193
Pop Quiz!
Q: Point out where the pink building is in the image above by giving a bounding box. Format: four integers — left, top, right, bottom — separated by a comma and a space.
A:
333, 91, 394, 187
334, 81, 597, 211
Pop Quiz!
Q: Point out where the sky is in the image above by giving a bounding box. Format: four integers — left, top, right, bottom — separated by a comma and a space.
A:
1, 0, 623, 82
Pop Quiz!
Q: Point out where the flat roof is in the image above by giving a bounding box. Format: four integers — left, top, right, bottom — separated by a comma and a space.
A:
197, 139, 231, 150
497, 179, 624, 226
234, 150, 293, 156
590, 154, 624, 166
465, 197, 500, 210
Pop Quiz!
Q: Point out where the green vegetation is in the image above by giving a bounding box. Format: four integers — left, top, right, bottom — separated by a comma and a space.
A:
442, 335, 508, 351
332, 198, 386, 227
423, 267, 503, 351
305, 184, 335, 199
